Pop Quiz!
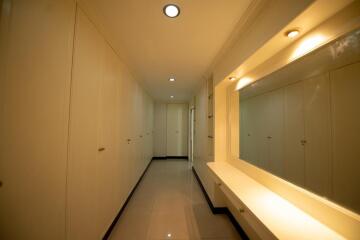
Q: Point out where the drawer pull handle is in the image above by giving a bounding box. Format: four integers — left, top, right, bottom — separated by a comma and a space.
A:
238, 207, 245, 213
98, 147, 105, 152
217, 183, 222, 186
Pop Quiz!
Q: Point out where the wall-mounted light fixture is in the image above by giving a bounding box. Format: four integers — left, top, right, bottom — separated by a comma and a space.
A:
169, 77, 175, 82
170, 95, 174, 98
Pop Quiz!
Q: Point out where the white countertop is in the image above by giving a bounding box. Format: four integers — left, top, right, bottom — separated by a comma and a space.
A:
207, 161, 345, 240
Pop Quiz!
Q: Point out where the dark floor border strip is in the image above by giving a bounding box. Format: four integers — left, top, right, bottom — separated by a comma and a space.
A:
103, 159, 153, 240
152, 156, 188, 160
192, 167, 249, 240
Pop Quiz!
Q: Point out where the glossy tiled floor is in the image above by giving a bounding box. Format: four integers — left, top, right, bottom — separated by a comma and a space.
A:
109, 159, 242, 240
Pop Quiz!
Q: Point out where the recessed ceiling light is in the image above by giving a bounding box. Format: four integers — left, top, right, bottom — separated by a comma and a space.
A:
285, 29, 300, 38
229, 77, 237, 81
170, 95, 174, 98
169, 77, 175, 82
163, 4, 180, 18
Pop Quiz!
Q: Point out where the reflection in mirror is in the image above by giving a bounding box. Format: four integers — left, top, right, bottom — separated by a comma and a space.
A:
239, 28, 360, 214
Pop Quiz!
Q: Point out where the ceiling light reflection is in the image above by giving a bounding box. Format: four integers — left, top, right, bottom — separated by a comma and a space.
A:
291, 34, 326, 60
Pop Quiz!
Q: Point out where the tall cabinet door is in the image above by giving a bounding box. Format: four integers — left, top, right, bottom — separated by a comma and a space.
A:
240, 100, 249, 160
284, 82, 305, 186
0, 1, 75, 239
303, 74, 331, 197
166, 104, 189, 156
97, 44, 122, 235
266, 89, 285, 178
254, 94, 269, 170
67, 8, 103, 240
330, 62, 360, 213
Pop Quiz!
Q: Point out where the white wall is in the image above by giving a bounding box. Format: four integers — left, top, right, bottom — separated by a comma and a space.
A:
0, 2, 154, 239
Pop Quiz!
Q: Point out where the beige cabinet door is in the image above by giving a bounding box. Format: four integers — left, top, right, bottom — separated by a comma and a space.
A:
166, 104, 189, 156
330, 61, 360, 213
265, 89, 285, 178
67, 8, 103, 240
97, 44, 123, 236
284, 81, 305, 187
253, 94, 269, 170
240, 100, 249, 160
243, 97, 259, 166
0, 1, 75, 239
303, 74, 332, 197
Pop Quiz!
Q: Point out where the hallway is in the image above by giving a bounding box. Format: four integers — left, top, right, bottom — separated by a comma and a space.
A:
1, 1, 360, 239
109, 160, 241, 240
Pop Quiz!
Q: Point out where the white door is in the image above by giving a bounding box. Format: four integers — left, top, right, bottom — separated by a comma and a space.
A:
284, 81, 305, 187
166, 104, 189, 156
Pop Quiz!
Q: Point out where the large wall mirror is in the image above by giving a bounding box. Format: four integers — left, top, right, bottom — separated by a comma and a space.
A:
239, 28, 360, 214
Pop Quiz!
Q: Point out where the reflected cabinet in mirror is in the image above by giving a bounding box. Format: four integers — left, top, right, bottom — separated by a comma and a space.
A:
239, 29, 360, 214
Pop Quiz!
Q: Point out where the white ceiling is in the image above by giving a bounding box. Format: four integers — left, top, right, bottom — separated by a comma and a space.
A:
79, 0, 253, 102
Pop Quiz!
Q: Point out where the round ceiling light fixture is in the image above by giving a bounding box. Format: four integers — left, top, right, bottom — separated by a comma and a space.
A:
163, 4, 180, 18
170, 95, 174, 98
285, 29, 300, 38
169, 77, 175, 82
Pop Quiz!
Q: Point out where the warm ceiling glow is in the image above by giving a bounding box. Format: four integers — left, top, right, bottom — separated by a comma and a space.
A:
167, 233, 172, 237
286, 29, 300, 38
170, 95, 174, 98
163, 4, 180, 18
291, 34, 326, 60
229, 77, 237, 81
169, 77, 175, 82
235, 77, 253, 90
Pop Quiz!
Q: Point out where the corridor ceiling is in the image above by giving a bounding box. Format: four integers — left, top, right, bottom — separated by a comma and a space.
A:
78, 0, 253, 102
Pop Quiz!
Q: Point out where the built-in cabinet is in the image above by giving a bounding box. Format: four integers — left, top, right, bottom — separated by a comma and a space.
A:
0, 3, 154, 240
240, 61, 360, 212
67, 8, 154, 239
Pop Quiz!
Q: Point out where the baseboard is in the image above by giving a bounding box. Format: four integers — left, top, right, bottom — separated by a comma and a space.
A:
152, 156, 188, 160
103, 159, 153, 240
191, 167, 249, 240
